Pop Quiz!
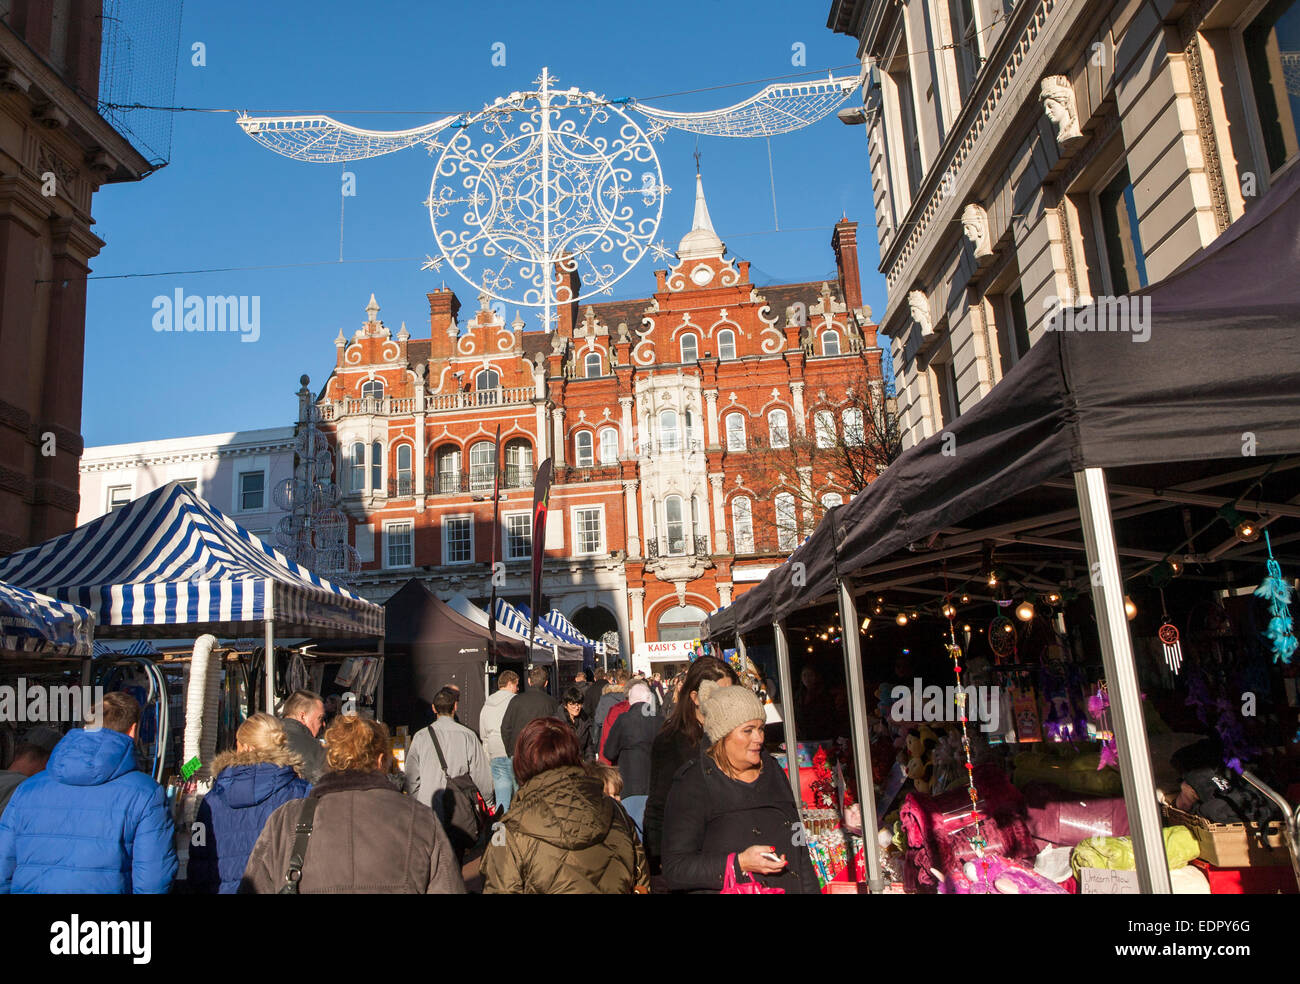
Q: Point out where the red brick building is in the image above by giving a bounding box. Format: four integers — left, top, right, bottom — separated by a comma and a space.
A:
315, 175, 885, 660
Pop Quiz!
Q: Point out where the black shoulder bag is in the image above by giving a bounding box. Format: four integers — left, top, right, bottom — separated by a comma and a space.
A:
427, 726, 489, 850
278, 796, 320, 895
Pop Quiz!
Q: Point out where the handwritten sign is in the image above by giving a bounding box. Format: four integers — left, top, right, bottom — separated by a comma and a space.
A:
1080, 868, 1140, 894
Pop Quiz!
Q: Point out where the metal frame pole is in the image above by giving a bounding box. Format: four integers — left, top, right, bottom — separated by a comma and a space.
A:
264, 620, 276, 714
1075, 467, 1170, 894
376, 637, 385, 721
770, 622, 801, 805
837, 578, 884, 893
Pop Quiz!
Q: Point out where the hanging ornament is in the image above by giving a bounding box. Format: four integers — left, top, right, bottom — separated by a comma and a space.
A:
1254, 530, 1297, 664
1157, 589, 1183, 676
988, 616, 1017, 662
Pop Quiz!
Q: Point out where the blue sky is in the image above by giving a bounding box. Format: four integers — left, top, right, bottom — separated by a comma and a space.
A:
84, 0, 882, 446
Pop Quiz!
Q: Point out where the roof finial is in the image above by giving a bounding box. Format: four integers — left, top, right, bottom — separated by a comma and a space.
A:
365, 293, 380, 322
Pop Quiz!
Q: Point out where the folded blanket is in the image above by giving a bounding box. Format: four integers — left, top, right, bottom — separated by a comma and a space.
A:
1022, 782, 1129, 848
900, 765, 1037, 893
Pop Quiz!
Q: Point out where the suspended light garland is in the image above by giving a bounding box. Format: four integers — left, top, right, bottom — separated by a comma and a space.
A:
941, 561, 989, 877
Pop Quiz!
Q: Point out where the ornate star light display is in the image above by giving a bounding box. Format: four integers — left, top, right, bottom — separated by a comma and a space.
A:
237, 69, 860, 329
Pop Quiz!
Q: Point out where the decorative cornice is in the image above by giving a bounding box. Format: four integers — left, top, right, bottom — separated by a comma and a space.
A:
1182, 33, 1230, 234
79, 440, 295, 473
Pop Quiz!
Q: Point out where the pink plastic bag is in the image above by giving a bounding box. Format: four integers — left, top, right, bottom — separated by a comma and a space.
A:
721, 853, 786, 894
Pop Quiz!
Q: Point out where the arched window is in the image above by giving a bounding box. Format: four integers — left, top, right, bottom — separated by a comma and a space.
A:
350, 441, 365, 492
585, 353, 602, 378
821, 330, 841, 356
768, 409, 790, 449
575, 431, 595, 467
361, 379, 384, 401
659, 410, 679, 453
395, 444, 413, 496
434, 444, 461, 494
691, 495, 703, 551
665, 495, 686, 555
731, 497, 755, 554
679, 334, 698, 364
775, 492, 798, 551
504, 438, 533, 488
657, 604, 709, 643
842, 408, 865, 447
371, 441, 383, 491
717, 328, 737, 360
684, 409, 698, 449
476, 369, 500, 405
725, 412, 746, 451
469, 440, 496, 492
814, 410, 837, 449
598, 426, 619, 466
821, 492, 844, 511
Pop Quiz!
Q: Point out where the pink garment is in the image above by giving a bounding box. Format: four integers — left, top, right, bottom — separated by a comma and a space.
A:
900, 765, 1037, 893
1021, 782, 1129, 849
937, 854, 1070, 895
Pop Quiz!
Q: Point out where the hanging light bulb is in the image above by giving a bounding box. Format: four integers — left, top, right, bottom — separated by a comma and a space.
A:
806, 645, 814, 653
986, 569, 999, 587
1168, 560, 1183, 578
874, 604, 883, 615
1015, 600, 1036, 622
895, 612, 909, 626
959, 594, 971, 605
1124, 596, 1138, 620
910, 611, 919, 620
942, 602, 957, 619
1235, 518, 1260, 543
860, 615, 871, 631
1001, 621, 1015, 634
1046, 591, 1062, 605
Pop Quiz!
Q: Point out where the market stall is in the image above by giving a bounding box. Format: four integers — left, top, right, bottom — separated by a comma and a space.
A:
706, 160, 1300, 894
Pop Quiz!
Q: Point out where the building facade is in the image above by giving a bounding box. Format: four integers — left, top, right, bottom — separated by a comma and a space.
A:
828, 0, 1299, 447
313, 175, 887, 657
79, 427, 296, 537
0, 3, 160, 554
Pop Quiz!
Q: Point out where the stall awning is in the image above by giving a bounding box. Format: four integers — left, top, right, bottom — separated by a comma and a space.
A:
544, 608, 607, 655
0, 578, 94, 657
0, 483, 384, 639
710, 158, 1300, 638
491, 598, 585, 660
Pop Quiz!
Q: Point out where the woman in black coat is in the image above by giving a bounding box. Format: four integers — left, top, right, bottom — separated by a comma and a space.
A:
660, 679, 818, 894
561, 687, 596, 761
643, 657, 738, 869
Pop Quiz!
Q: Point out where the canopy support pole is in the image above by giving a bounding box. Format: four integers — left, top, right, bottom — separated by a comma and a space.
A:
770, 622, 801, 807
376, 638, 385, 721
1074, 467, 1170, 894
837, 578, 884, 893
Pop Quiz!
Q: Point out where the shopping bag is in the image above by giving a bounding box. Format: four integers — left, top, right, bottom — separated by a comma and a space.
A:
721, 853, 785, 894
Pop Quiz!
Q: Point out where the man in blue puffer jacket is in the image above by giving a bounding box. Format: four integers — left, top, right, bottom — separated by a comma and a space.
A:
0, 692, 176, 894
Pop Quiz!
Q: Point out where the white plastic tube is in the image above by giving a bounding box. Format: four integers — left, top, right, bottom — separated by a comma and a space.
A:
183, 634, 222, 781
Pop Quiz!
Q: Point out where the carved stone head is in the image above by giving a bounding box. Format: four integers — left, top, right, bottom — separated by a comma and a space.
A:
907, 290, 933, 336
1040, 75, 1083, 144
960, 202, 992, 259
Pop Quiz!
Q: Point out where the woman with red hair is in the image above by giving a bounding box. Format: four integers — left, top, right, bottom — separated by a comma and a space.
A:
481, 718, 649, 894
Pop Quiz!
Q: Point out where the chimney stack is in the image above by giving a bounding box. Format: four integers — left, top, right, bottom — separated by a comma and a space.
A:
831, 219, 863, 312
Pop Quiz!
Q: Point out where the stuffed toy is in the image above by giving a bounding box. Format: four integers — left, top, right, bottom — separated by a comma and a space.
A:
901, 726, 940, 795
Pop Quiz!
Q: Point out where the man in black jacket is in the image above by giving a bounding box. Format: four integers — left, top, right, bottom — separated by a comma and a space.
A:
582, 670, 608, 721
279, 690, 328, 783
602, 682, 658, 834
499, 667, 563, 762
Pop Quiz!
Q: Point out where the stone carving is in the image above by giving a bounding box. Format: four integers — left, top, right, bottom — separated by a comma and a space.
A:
550, 332, 566, 355
616, 322, 630, 343
961, 202, 992, 259
907, 290, 933, 337
1040, 75, 1084, 145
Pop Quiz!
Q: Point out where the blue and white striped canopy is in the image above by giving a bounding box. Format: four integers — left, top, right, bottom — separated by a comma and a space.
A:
545, 609, 607, 656
491, 598, 582, 659
0, 578, 94, 657
93, 639, 161, 657
0, 482, 383, 639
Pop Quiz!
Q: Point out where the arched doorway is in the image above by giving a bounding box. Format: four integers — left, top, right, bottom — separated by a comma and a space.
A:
571, 606, 619, 659
656, 604, 708, 643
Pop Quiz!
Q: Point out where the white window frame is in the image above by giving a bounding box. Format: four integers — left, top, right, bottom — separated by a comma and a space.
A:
679, 334, 698, 363
731, 496, 755, 555
775, 492, 798, 551
768, 409, 790, 449
717, 328, 737, 360
370, 441, 383, 492
1089, 156, 1149, 297
821, 330, 841, 356
574, 430, 595, 468
349, 442, 366, 493
434, 445, 461, 494
476, 369, 501, 405
469, 440, 496, 493
1230, 0, 1300, 184
658, 410, 680, 453
725, 412, 746, 451
107, 484, 133, 513
384, 520, 414, 569
584, 352, 602, 378
394, 444, 413, 496
361, 378, 384, 401
238, 470, 266, 512
571, 504, 606, 557
598, 426, 619, 466
664, 494, 686, 556
814, 410, 837, 449
504, 438, 533, 487
843, 407, 866, 447
503, 510, 532, 561
881, 28, 925, 222
442, 513, 474, 566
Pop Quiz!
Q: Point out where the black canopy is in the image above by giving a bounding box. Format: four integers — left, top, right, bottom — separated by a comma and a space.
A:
383, 578, 525, 733
710, 160, 1300, 639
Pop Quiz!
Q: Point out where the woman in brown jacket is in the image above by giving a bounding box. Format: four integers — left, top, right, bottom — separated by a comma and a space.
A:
239, 715, 465, 894
481, 718, 649, 894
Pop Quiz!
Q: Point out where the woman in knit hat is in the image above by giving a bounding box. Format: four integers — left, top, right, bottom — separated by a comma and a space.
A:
659, 678, 819, 893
